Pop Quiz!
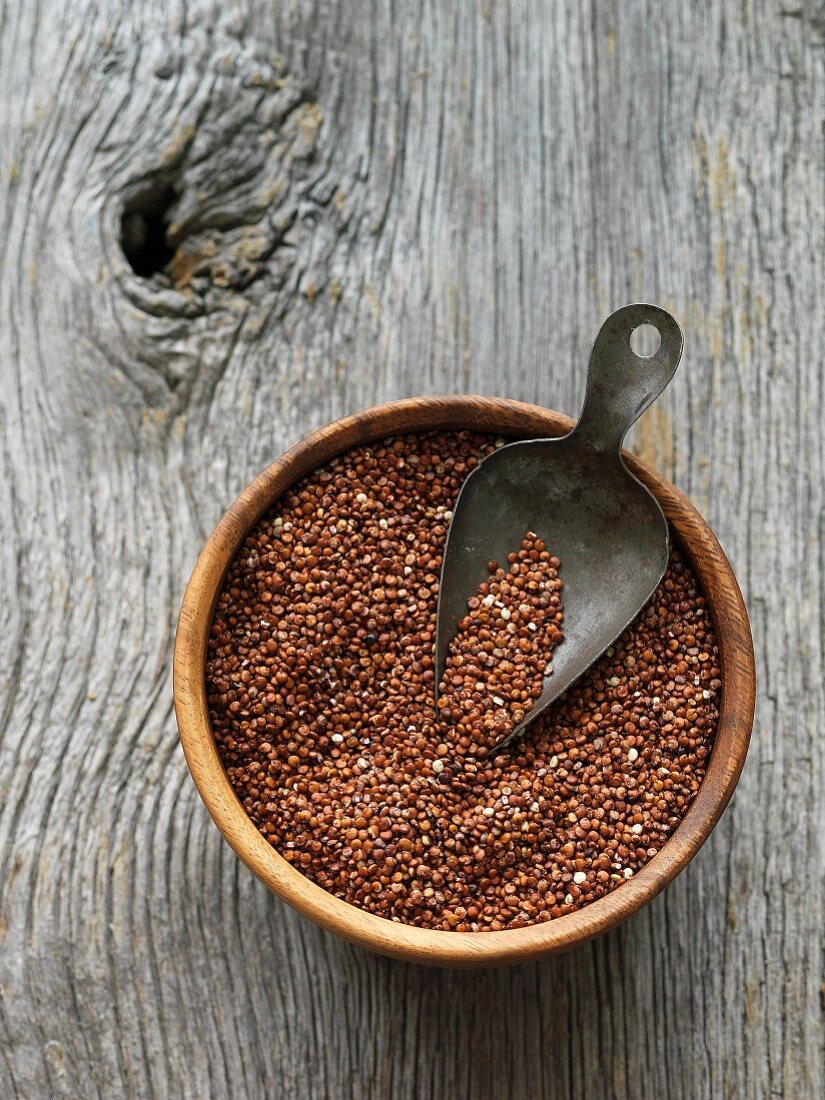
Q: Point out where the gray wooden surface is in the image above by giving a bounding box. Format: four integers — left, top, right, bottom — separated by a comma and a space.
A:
0, 1, 822, 1097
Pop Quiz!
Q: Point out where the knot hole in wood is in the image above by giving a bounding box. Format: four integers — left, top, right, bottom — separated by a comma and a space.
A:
121, 180, 179, 278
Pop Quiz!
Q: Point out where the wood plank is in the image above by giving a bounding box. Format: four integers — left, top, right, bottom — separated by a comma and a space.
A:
0, 0, 821, 1096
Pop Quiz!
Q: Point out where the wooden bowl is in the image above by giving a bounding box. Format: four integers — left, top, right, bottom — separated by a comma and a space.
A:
174, 396, 755, 967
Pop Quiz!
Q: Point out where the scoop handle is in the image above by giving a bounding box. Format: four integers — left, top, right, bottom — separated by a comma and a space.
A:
572, 304, 683, 453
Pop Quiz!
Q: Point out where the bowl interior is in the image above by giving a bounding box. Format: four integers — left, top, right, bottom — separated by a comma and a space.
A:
173, 397, 755, 966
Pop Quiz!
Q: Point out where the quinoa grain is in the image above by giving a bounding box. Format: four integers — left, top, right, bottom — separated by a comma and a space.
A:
207, 431, 721, 932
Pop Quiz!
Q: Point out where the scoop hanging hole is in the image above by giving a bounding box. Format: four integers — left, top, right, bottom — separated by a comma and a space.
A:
630, 324, 662, 358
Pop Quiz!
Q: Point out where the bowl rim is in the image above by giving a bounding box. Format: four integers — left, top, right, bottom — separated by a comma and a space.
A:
173, 395, 756, 967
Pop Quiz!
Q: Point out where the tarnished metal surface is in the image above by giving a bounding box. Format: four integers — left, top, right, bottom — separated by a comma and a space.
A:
435, 304, 684, 749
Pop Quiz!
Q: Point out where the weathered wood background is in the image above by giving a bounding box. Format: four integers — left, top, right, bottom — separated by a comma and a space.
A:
0, 1, 822, 1097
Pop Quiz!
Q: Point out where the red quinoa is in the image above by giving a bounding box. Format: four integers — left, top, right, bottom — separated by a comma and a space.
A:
438, 533, 564, 755
207, 430, 721, 931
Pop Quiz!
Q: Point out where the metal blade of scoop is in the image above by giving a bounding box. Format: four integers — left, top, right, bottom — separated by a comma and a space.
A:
435, 304, 683, 751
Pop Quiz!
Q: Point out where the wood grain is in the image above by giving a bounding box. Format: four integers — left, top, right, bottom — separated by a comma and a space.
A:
0, 0, 822, 1095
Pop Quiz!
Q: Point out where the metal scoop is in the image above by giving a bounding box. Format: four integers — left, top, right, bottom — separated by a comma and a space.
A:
435, 303, 683, 751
